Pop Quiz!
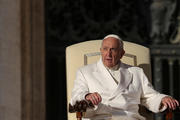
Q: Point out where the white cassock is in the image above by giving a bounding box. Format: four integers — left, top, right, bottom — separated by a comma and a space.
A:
71, 58, 167, 120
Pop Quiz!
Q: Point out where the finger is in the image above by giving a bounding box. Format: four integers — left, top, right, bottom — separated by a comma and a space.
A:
171, 101, 176, 110
162, 100, 168, 108
173, 99, 178, 109
175, 100, 179, 106
168, 99, 176, 110
171, 99, 178, 109
168, 99, 175, 109
86, 94, 96, 105
91, 93, 101, 104
92, 95, 99, 105
164, 100, 172, 109
91, 95, 98, 105
94, 93, 102, 103
168, 100, 174, 109
92, 94, 101, 105
97, 93, 102, 102
89, 96, 96, 105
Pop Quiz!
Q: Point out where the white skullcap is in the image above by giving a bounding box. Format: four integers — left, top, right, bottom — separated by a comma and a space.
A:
103, 34, 122, 41
103, 34, 124, 49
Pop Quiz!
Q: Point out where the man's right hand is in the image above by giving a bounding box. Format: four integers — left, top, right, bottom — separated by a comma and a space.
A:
85, 92, 102, 105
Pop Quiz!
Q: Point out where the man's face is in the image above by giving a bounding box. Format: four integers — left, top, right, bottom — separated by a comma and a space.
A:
100, 37, 124, 68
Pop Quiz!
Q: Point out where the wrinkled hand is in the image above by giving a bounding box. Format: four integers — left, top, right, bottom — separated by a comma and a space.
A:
85, 92, 102, 105
161, 96, 179, 110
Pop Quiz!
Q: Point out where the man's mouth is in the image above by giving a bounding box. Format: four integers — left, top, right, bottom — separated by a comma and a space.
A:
106, 58, 112, 62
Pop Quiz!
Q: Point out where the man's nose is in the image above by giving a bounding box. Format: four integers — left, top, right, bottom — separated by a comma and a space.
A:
107, 49, 112, 56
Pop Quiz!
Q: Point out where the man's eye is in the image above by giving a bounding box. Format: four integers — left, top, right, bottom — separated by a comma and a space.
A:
103, 48, 108, 51
111, 48, 116, 51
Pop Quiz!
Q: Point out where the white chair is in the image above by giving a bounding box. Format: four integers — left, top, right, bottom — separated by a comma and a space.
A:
66, 40, 153, 120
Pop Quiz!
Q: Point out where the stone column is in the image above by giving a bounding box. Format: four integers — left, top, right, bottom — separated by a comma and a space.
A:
0, 0, 45, 120
0, 0, 21, 120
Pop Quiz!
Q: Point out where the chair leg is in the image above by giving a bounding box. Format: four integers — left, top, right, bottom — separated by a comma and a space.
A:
76, 112, 83, 120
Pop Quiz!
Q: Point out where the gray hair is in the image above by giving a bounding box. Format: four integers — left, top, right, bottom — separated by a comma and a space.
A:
103, 34, 124, 49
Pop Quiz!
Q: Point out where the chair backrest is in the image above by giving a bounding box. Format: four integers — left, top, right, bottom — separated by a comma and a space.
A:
66, 40, 152, 120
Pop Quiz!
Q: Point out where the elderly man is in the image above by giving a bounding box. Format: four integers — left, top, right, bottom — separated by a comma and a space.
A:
71, 34, 179, 120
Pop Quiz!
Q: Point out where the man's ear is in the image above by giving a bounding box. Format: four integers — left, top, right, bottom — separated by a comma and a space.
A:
120, 49, 125, 58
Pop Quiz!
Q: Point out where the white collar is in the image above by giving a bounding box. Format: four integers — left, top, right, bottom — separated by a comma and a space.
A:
104, 61, 121, 71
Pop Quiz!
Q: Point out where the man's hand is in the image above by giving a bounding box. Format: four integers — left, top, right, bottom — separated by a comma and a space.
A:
161, 96, 179, 110
85, 92, 102, 105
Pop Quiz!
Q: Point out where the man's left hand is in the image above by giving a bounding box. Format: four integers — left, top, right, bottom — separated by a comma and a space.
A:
161, 96, 179, 110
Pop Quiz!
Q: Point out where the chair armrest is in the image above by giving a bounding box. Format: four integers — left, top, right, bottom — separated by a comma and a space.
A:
69, 100, 94, 113
165, 107, 180, 120
69, 100, 94, 120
